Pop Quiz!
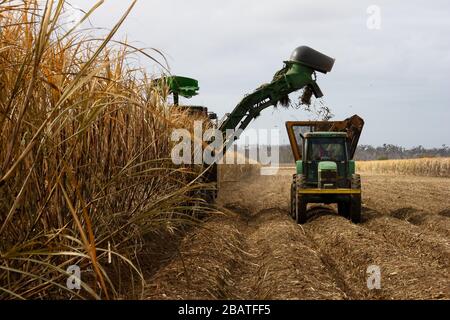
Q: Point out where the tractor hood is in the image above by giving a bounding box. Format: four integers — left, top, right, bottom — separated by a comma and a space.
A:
318, 161, 337, 172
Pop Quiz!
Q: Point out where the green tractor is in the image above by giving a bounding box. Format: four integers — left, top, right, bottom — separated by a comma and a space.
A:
286, 116, 365, 224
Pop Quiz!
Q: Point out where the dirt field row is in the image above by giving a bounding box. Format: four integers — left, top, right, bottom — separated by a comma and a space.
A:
145, 169, 450, 300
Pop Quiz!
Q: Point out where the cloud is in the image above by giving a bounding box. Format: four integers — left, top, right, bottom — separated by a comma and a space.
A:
72, 0, 450, 147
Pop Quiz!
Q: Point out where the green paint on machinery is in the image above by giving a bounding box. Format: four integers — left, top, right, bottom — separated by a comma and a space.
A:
155, 75, 199, 105
318, 161, 337, 172
165, 76, 199, 98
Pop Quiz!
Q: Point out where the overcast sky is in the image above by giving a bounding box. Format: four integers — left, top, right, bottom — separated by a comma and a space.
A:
69, 0, 450, 147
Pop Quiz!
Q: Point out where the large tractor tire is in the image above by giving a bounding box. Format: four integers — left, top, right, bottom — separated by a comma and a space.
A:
351, 173, 361, 189
295, 195, 308, 224
350, 195, 362, 223
337, 201, 350, 218
350, 174, 362, 223
290, 181, 296, 219
291, 174, 308, 224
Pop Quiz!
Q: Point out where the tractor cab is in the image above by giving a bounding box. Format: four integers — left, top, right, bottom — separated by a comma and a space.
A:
303, 132, 349, 188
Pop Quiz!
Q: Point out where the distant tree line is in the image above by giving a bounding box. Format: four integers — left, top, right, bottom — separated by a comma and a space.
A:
237, 144, 450, 164
354, 144, 450, 161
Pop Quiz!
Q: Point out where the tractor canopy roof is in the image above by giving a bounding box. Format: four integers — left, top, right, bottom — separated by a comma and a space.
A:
304, 132, 347, 138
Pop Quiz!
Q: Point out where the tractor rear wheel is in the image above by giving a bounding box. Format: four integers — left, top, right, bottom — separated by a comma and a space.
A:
351, 174, 361, 189
295, 195, 308, 224
290, 174, 308, 223
337, 201, 350, 218
350, 174, 362, 223
294, 174, 308, 224
290, 182, 296, 219
350, 195, 361, 223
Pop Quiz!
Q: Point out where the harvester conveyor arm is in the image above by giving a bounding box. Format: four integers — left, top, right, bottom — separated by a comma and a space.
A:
218, 46, 335, 153
219, 62, 323, 152
159, 46, 336, 159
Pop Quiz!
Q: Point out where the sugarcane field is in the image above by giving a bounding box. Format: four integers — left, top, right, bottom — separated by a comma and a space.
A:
0, 0, 449, 310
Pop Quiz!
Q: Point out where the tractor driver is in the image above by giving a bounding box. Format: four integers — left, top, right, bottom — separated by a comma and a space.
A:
312, 144, 328, 160
327, 144, 338, 160
312, 143, 340, 160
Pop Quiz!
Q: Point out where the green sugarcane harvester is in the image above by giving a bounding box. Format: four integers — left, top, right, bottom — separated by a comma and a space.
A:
160, 46, 364, 223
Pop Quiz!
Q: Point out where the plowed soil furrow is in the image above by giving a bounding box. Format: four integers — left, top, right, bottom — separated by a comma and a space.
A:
145, 216, 245, 299
362, 208, 450, 269
305, 212, 449, 299
144, 168, 449, 300
362, 174, 450, 214
145, 206, 347, 299
388, 207, 450, 239
232, 208, 346, 299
